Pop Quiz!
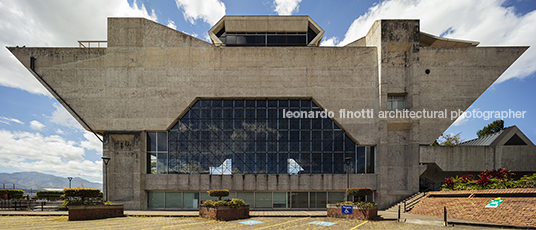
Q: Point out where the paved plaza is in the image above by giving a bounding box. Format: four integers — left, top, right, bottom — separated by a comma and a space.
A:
0, 215, 512, 229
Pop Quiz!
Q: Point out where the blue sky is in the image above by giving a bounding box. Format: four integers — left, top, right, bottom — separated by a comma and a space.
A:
0, 0, 535, 183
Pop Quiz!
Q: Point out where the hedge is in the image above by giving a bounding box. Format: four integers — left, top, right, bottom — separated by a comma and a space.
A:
36, 191, 64, 199
203, 198, 245, 208
0, 189, 24, 199
63, 188, 101, 200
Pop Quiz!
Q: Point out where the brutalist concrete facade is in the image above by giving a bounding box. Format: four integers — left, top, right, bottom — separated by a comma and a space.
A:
8, 16, 527, 210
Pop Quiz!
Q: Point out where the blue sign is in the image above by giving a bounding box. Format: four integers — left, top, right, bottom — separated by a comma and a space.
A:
342, 205, 353, 214
238, 220, 263, 225
309, 221, 336, 226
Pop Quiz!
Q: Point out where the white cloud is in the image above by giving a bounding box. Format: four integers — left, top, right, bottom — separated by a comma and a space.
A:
167, 19, 177, 30
56, 129, 64, 134
0, 0, 157, 96
452, 112, 469, 127
182, 31, 198, 38
320, 36, 339, 46
0, 116, 24, 125
273, 0, 302, 15
0, 129, 101, 179
29, 120, 45, 131
80, 132, 103, 154
49, 103, 84, 131
174, 0, 226, 26
335, 0, 536, 82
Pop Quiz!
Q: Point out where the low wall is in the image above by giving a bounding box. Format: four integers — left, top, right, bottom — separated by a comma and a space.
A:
410, 189, 536, 227
199, 205, 250, 221
68, 204, 124, 221
326, 204, 377, 220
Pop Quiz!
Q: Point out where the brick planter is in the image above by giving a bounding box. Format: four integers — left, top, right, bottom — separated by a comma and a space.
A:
68, 204, 124, 221
326, 204, 378, 220
199, 205, 250, 221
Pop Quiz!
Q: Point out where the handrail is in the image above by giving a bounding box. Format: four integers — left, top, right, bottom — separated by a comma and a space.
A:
78, 41, 107, 48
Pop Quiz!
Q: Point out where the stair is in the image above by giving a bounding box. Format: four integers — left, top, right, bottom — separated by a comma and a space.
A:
385, 192, 427, 213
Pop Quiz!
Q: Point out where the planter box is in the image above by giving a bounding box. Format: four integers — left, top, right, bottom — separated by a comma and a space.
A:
68, 204, 124, 221
326, 204, 377, 220
199, 205, 250, 221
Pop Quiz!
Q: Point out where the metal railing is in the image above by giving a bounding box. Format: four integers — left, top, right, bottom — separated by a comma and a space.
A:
78, 41, 107, 48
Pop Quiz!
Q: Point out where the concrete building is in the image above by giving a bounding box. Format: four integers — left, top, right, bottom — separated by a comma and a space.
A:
8, 16, 530, 210
420, 125, 536, 190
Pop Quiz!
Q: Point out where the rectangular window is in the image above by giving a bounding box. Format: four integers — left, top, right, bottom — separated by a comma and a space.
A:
237, 192, 254, 208
148, 191, 165, 209
165, 192, 182, 209
255, 192, 272, 208
273, 192, 289, 208
327, 192, 346, 204
147, 132, 168, 174
310, 192, 327, 209
387, 95, 405, 110
183, 192, 199, 209
291, 192, 308, 208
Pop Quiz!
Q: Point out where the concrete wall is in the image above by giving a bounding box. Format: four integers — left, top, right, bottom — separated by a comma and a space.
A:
145, 174, 377, 192
420, 145, 536, 172
103, 131, 145, 210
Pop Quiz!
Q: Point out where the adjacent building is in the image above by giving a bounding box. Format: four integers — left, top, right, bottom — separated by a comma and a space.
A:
8, 16, 531, 210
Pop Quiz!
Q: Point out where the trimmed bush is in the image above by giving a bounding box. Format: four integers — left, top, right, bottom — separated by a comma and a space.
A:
208, 189, 230, 200
0, 189, 24, 199
203, 198, 245, 208
346, 187, 373, 197
336, 201, 377, 209
63, 188, 101, 200
36, 191, 64, 199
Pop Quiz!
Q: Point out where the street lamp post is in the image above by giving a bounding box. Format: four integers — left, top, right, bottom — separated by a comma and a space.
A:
345, 157, 352, 201
67, 177, 73, 188
101, 156, 111, 202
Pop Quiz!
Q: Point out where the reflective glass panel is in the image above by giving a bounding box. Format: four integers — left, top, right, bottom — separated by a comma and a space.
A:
328, 192, 346, 204
148, 191, 165, 209
291, 192, 308, 208
166, 192, 182, 209
255, 192, 272, 208
183, 192, 199, 209
237, 192, 254, 207
159, 99, 373, 175
273, 192, 289, 208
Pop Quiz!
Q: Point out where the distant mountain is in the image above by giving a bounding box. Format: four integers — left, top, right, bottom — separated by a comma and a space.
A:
0, 172, 102, 191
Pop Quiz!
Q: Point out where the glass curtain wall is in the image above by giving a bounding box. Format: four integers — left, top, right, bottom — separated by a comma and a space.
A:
147, 99, 375, 175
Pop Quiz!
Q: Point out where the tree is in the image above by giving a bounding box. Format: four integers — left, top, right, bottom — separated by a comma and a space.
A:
477, 120, 504, 137
436, 133, 462, 146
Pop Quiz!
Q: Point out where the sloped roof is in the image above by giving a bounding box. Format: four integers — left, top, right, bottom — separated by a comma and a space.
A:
458, 126, 533, 146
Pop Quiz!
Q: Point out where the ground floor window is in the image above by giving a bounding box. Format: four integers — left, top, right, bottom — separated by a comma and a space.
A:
147, 191, 356, 210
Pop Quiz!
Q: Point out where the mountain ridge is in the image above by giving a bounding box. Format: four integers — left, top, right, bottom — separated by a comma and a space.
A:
0, 171, 102, 191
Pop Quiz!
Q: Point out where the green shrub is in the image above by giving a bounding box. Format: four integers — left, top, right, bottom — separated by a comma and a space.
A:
203, 198, 245, 208
442, 170, 536, 191
63, 188, 101, 200
62, 200, 111, 207
36, 191, 64, 199
335, 201, 377, 209
207, 189, 230, 200
0, 189, 24, 199
346, 187, 373, 197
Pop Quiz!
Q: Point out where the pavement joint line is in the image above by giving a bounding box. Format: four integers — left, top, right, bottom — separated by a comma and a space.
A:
254, 217, 309, 230
349, 220, 368, 229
